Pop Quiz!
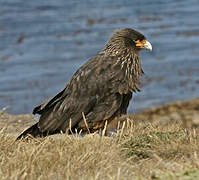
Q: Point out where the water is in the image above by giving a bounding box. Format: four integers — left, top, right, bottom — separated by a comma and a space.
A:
0, 0, 199, 114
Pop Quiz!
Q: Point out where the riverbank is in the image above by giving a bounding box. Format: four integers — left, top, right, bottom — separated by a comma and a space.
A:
1, 97, 199, 136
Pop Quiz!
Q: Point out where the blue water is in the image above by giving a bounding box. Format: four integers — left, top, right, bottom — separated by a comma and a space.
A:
0, 0, 199, 114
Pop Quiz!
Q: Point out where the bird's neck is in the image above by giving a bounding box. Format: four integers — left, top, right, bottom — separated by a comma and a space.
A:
103, 47, 144, 92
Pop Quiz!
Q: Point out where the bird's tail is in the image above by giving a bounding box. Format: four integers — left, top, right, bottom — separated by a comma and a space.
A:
16, 123, 43, 140
16, 123, 61, 140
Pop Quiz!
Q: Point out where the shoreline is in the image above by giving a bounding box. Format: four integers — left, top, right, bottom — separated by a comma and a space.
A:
133, 97, 199, 128
1, 97, 199, 135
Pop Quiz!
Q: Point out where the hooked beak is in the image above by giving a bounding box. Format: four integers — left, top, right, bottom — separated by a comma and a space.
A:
143, 40, 152, 51
135, 40, 152, 51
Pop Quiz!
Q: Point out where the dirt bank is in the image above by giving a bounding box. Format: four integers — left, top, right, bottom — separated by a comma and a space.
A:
132, 97, 199, 129
1, 98, 199, 137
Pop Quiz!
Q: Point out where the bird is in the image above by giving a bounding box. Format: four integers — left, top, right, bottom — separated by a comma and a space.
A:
17, 28, 152, 139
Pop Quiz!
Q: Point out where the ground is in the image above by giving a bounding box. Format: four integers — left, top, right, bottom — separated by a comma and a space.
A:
0, 98, 199, 180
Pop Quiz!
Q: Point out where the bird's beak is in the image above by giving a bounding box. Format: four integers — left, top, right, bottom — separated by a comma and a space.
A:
135, 40, 152, 51
142, 40, 152, 51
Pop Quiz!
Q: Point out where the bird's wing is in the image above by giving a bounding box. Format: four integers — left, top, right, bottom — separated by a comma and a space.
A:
33, 87, 67, 115
35, 53, 131, 132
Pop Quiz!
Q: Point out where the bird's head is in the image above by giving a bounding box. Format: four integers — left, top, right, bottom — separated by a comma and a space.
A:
104, 28, 152, 55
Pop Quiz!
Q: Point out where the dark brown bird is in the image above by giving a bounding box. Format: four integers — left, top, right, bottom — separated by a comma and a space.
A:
17, 28, 152, 139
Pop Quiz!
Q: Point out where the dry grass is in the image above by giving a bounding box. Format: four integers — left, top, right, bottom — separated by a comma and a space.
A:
1, 119, 199, 180
1, 98, 199, 180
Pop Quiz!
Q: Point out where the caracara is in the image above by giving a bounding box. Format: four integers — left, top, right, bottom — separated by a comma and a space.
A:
17, 28, 152, 139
